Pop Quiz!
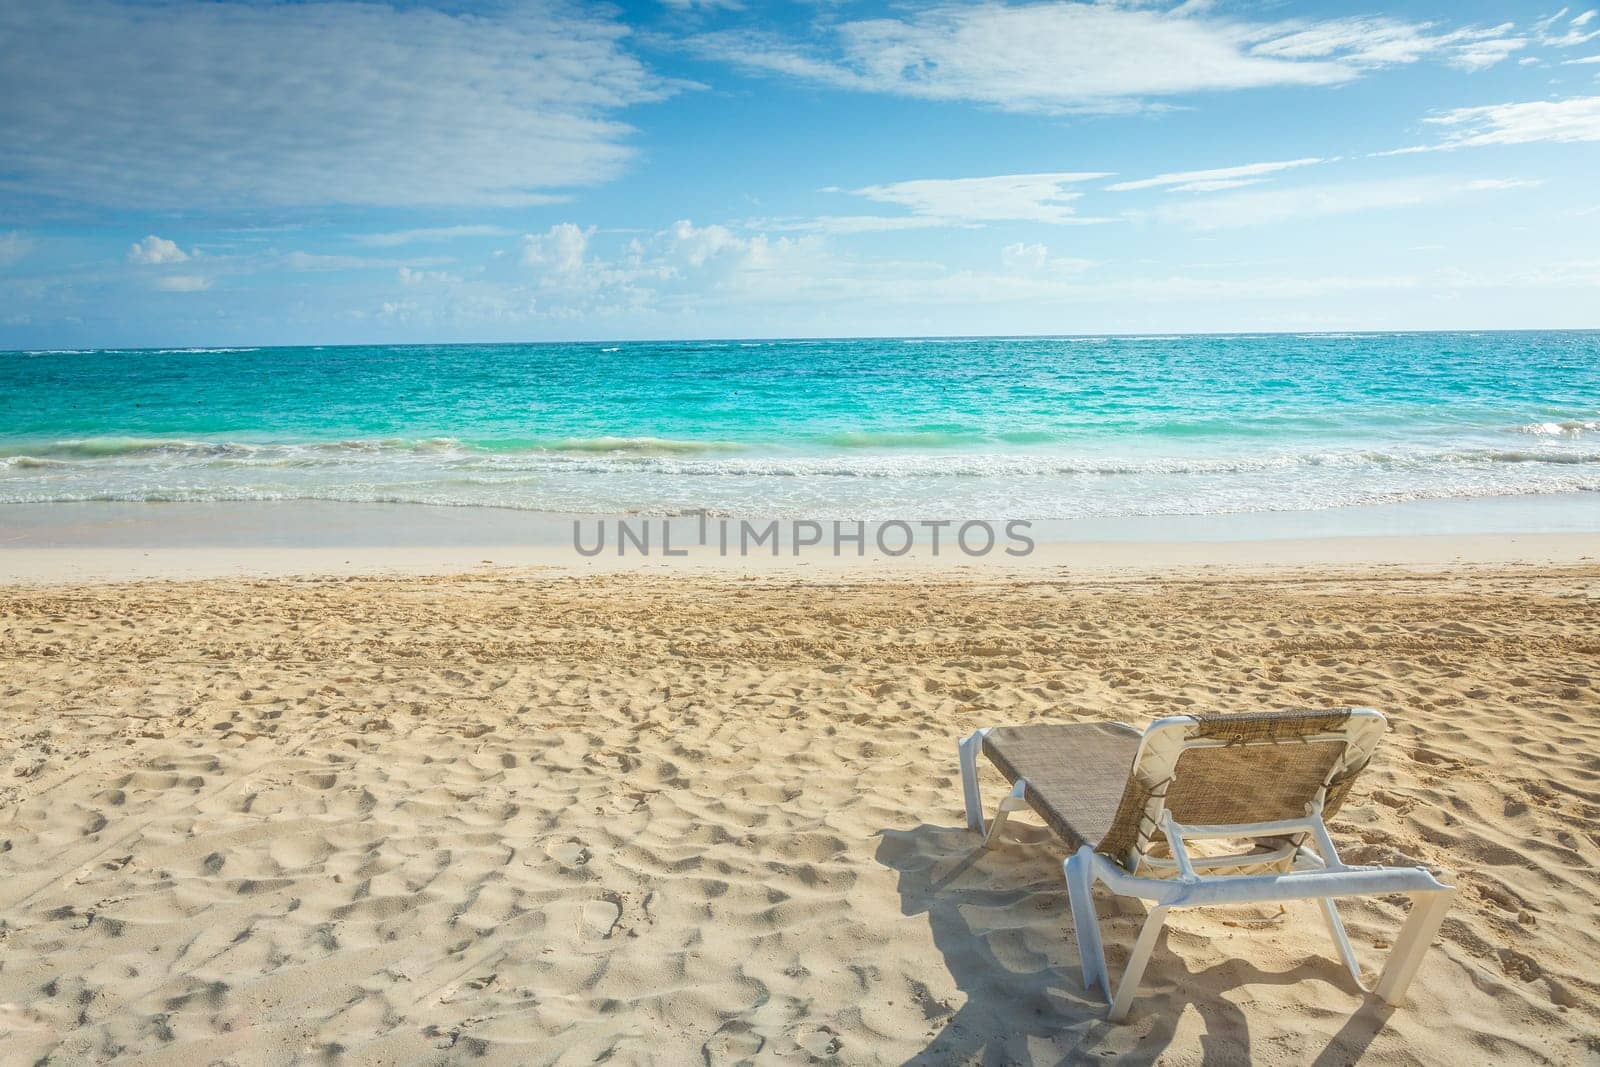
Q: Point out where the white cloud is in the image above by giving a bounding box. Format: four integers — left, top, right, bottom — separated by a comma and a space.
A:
397, 267, 460, 287
506, 219, 835, 317
1001, 241, 1093, 274
0, 1, 672, 209
0, 231, 32, 268
1449, 36, 1530, 70
849, 173, 1112, 224
1535, 7, 1600, 47
733, 175, 1115, 233
1166, 178, 1266, 193
687, 3, 1526, 114
1246, 16, 1524, 70
1544, 26, 1600, 45
660, 220, 748, 268
1001, 242, 1050, 272
1106, 158, 1325, 193
366, 214, 1600, 334
153, 274, 209, 292
355, 226, 516, 248
127, 235, 190, 265
1533, 9, 1570, 34
1562, 54, 1600, 62
1140, 176, 1537, 229
523, 223, 595, 276
1422, 95, 1600, 148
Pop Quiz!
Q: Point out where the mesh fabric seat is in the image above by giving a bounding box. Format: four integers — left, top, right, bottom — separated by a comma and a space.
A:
981, 722, 1141, 853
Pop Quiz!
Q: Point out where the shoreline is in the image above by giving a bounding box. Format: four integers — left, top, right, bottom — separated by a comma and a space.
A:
2, 496, 1598, 583
3, 537, 1597, 586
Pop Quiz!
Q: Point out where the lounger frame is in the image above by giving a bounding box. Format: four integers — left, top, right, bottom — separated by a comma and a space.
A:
958, 711, 1455, 1022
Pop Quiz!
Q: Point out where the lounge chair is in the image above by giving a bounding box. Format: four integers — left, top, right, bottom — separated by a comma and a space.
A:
957, 707, 1454, 1022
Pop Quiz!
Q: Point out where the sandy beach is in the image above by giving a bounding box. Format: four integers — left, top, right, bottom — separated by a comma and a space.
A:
2, 558, 1597, 1064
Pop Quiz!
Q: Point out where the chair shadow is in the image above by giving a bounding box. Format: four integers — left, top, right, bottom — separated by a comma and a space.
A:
875, 823, 1398, 1066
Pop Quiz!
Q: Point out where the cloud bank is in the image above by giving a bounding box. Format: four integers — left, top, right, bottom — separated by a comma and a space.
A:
686, 2, 1526, 114
849, 173, 1111, 224
1424, 95, 1600, 148
1106, 158, 1327, 193
0, 1, 672, 209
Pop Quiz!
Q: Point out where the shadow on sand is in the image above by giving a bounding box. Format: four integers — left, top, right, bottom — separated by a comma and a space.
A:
875, 823, 1396, 1066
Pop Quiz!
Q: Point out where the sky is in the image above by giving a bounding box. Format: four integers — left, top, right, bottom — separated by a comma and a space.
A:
1, 0, 1599, 347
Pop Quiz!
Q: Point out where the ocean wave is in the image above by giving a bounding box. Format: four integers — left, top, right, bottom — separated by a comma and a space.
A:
1476, 449, 1600, 464
2, 480, 1595, 516
1517, 419, 1600, 437
536, 436, 747, 455
147, 347, 262, 354
5, 436, 1600, 478
0, 456, 71, 469
0, 434, 761, 463
500, 449, 1600, 479
336, 437, 464, 454
1, 437, 262, 459
1293, 333, 1385, 340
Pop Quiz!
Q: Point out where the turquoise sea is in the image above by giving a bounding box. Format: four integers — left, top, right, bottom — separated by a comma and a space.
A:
2, 333, 1597, 518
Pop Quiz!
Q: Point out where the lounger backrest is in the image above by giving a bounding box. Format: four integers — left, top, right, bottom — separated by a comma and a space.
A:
1096, 708, 1386, 872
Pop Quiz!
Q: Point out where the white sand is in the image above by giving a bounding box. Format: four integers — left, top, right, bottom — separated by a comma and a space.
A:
2, 562, 1598, 1063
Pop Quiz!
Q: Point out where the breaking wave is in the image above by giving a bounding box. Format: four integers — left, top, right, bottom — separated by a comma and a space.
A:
4, 436, 1599, 476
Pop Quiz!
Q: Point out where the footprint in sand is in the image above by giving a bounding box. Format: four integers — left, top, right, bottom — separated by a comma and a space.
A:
702, 1023, 764, 1064
796, 1028, 842, 1058
581, 899, 620, 939
546, 839, 590, 866
71, 855, 133, 885
609, 792, 648, 813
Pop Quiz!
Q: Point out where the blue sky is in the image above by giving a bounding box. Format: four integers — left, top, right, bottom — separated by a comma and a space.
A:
2, 0, 1598, 347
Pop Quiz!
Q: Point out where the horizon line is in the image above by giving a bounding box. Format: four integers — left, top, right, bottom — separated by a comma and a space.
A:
8, 326, 1600, 353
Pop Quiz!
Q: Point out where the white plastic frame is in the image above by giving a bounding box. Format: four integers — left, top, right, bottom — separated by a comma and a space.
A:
958, 713, 1456, 1022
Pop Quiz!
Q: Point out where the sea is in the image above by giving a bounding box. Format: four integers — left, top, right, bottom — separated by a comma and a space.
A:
2, 332, 1597, 521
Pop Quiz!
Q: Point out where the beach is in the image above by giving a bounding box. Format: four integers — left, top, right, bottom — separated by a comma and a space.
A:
3, 333, 1599, 1062
3, 551, 1597, 1064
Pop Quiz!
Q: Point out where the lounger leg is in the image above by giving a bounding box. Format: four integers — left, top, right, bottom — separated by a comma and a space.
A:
1065, 848, 1111, 1003
1373, 889, 1455, 1006
958, 730, 987, 832
1109, 905, 1169, 1023
1318, 898, 1375, 993
982, 780, 1029, 848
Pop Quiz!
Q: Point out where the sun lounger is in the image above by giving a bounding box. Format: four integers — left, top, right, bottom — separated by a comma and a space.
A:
957, 708, 1455, 1022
